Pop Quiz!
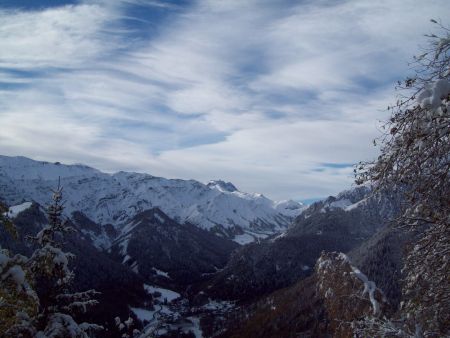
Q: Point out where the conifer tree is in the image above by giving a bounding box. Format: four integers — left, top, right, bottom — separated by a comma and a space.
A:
1, 180, 102, 337
32, 179, 103, 337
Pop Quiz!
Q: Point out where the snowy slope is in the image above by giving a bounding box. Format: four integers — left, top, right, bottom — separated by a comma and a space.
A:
5, 202, 33, 218
0, 156, 304, 237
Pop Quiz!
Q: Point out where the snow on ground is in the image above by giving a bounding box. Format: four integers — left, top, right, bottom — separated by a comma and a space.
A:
153, 268, 170, 278
81, 228, 111, 250
233, 230, 272, 245
122, 255, 132, 264
117, 235, 131, 256
233, 233, 255, 245
200, 299, 234, 312
131, 303, 176, 323
134, 292, 233, 337
130, 261, 139, 273
130, 307, 157, 322
6, 202, 32, 218
120, 220, 139, 236
272, 231, 287, 242
184, 316, 203, 338
144, 284, 180, 302
338, 253, 381, 316
350, 265, 380, 315
344, 197, 368, 211
328, 198, 352, 209
154, 213, 165, 223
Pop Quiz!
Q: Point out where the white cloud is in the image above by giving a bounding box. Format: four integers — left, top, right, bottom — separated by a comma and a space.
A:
1, 0, 449, 200
0, 4, 117, 69
154, 116, 381, 198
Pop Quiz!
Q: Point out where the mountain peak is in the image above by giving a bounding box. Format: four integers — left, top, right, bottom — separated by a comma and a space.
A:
0, 155, 301, 242
207, 180, 238, 192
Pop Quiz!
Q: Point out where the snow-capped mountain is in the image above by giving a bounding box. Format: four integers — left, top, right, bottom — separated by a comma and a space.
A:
0, 156, 304, 241
202, 185, 403, 301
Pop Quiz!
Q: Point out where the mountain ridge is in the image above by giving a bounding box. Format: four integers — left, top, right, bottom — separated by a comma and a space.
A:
0, 155, 305, 245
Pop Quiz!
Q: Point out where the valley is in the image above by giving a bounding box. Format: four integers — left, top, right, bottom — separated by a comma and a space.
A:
0, 155, 410, 337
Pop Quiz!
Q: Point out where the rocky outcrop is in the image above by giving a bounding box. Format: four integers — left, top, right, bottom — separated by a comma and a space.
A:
220, 251, 391, 338
315, 251, 390, 337
348, 224, 413, 309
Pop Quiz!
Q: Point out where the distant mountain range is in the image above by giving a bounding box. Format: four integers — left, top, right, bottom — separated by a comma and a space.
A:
0, 154, 410, 338
0, 155, 304, 246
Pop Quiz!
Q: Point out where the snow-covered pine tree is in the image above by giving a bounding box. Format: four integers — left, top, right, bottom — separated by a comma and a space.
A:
356, 21, 450, 336
1, 179, 103, 337
0, 245, 39, 337
0, 202, 39, 336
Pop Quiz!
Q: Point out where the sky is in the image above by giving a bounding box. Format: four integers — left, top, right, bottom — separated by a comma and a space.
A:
0, 0, 449, 202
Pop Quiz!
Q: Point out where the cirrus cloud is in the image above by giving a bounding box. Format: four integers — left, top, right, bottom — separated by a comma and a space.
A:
0, 0, 449, 200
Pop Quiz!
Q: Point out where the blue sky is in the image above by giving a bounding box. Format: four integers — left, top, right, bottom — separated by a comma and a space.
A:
0, 0, 449, 200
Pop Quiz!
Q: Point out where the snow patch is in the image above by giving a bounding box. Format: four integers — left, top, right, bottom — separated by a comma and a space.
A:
233, 233, 255, 245
344, 197, 368, 211
200, 299, 234, 311
339, 252, 381, 316
3, 265, 26, 290
316, 256, 332, 270
130, 307, 156, 322
118, 235, 131, 256
154, 213, 165, 223
7, 202, 32, 218
143, 284, 180, 302
350, 266, 380, 316
153, 268, 170, 279
233, 231, 270, 245
328, 198, 352, 210
301, 265, 310, 271
272, 231, 287, 241
184, 316, 203, 338
130, 261, 139, 273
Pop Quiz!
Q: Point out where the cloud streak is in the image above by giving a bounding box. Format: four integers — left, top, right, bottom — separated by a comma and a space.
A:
1, 0, 449, 200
